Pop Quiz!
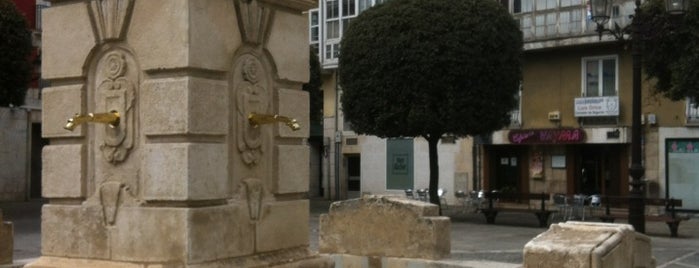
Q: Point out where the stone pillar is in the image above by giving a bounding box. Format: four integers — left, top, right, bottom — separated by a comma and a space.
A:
29, 0, 330, 267
0, 210, 12, 265
523, 222, 655, 268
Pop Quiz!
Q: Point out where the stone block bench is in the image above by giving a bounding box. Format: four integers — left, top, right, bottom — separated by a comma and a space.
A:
319, 195, 450, 260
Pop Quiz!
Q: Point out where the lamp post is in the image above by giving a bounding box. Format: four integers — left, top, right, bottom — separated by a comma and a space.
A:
590, 0, 688, 234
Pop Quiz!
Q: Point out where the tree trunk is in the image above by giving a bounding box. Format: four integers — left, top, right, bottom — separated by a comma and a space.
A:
427, 135, 441, 214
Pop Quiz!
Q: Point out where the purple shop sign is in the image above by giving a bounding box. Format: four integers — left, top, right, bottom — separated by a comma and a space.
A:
508, 128, 586, 144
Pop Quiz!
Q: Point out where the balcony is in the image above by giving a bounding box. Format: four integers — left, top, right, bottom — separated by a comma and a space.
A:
513, 0, 636, 50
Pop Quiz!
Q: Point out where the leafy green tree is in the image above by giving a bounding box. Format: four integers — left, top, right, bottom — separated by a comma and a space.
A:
0, 0, 32, 107
303, 47, 323, 124
339, 0, 522, 208
642, 0, 699, 104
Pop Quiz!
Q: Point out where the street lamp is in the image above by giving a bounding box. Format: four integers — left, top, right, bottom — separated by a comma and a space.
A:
589, 0, 687, 234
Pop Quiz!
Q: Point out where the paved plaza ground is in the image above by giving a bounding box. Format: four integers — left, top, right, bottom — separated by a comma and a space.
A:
1, 199, 697, 267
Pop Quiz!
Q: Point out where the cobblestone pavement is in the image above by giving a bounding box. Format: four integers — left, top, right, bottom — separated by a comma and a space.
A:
2, 199, 697, 267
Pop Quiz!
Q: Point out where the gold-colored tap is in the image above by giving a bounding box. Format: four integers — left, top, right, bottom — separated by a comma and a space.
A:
248, 113, 300, 131
64, 111, 120, 131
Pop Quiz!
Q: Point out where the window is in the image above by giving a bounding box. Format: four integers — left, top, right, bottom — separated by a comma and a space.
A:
536, 0, 557, 10
342, 0, 356, 16
326, 20, 340, 39
580, 56, 619, 125
612, 5, 620, 17
309, 9, 319, 43
560, 9, 583, 34
319, 0, 386, 63
358, 0, 372, 12
583, 56, 617, 97
687, 98, 699, 125
326, 0, 339, 19
325, 43, 340, 60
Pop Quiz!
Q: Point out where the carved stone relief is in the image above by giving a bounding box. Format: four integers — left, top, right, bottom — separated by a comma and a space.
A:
242, 178, 264, 222
234, 0, 271, 45
97, 51, 136, 163
86, 180, 142, 226
234, 54, 270, 166
88, 0, 135, 43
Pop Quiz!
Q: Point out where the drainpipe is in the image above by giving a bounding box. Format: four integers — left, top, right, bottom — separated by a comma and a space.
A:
334, 73, 341, 201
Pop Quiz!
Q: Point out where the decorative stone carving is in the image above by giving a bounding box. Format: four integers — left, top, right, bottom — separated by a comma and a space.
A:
97, 51, 136, 163
87, 180, 143, 226
235, 54, 270, 166
88, 0, 135, 42
234, 0, 271, 45
242, 178, 264, 222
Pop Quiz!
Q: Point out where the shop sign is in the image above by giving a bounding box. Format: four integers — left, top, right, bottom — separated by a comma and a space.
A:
508, 128, 586, 144
574, 96, 619, 117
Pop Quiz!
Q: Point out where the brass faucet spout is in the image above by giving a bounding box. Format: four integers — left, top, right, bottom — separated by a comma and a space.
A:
64, 111, 120, 131
248, 113, 300, 131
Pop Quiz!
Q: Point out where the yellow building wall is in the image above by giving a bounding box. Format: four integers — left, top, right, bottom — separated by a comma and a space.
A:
522, 44, 687, 129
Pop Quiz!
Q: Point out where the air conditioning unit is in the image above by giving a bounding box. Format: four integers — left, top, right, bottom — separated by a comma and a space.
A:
548, 111, 561, 121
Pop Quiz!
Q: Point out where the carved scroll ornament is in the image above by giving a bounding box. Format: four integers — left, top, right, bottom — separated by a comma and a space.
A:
97, 51, 136, 163
235, 54, 270, 166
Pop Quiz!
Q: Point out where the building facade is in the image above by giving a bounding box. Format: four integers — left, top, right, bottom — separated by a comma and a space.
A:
308, 0, 476, 205
310, 0, 699, 211
487, 0, 699, 210
0, 0, 48, 201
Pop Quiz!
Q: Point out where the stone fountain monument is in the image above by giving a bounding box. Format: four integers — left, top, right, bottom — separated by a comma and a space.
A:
29, 0, 329, 267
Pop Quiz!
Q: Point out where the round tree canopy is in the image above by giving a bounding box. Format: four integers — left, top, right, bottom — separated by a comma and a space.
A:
641, 0, 699, 104
339, 0, 522, 139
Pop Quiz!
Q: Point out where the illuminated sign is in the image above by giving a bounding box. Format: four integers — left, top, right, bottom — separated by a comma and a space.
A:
508, 128, 586, 144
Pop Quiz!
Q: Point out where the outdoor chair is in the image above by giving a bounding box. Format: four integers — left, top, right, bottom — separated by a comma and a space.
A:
438, 188, 448, 210
552, 193, 571, 221
587, 194, 602, 217
405, 189, 415, 200
571, 194, 588, 220
416, 188, 428, 202
454, 190, 469, 214
469, 191, 484, 212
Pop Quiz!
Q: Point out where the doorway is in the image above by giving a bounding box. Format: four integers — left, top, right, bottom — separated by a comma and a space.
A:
29, 123, 48, 199
575, 145, 621, 196
346, 154, 360, 198
488, 146, 525, 193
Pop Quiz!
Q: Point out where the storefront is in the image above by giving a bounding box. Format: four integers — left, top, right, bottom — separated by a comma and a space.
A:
483, 128, 629, 197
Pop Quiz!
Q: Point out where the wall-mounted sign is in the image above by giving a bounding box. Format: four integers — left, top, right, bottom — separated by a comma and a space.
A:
551, 155, 566, 168
508, 128, 586, 144
574, 96, 619, 117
